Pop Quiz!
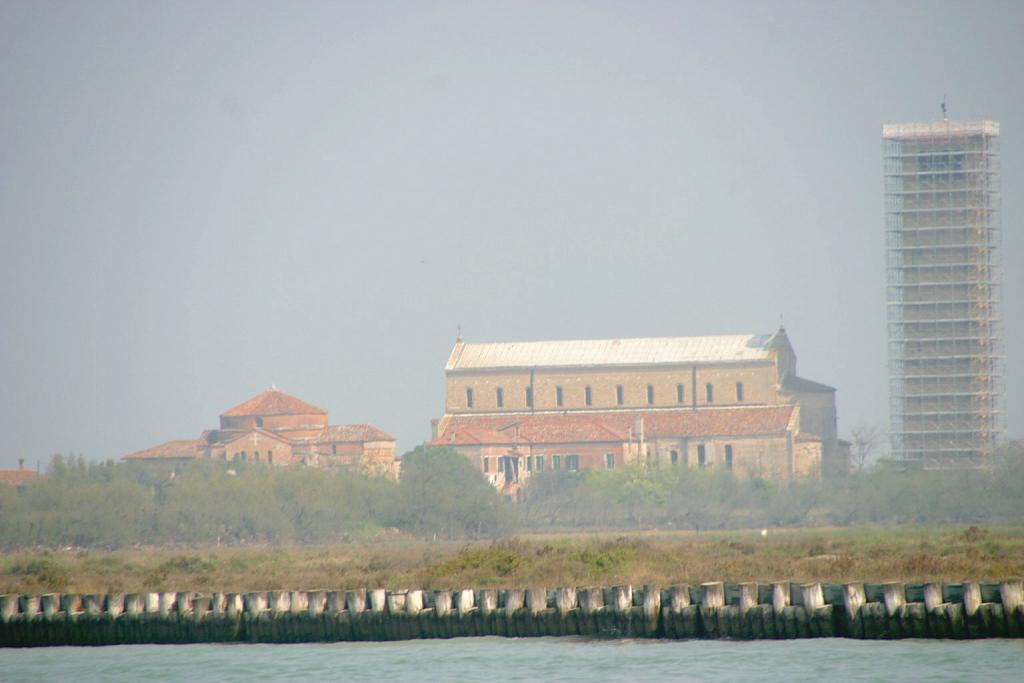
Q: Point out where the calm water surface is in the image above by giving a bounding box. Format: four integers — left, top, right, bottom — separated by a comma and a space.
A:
2, 637, 1021, 682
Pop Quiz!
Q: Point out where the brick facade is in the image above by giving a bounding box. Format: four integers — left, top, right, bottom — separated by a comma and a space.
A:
433, 328, 845, 493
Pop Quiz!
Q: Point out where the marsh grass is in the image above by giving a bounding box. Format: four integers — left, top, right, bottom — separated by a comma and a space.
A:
1, 524, 1021, 594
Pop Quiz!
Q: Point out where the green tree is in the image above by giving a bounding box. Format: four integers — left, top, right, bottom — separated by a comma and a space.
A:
397, 445, 515, 539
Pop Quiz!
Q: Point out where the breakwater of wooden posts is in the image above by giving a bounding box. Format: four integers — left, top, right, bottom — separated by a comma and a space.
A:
2, 581, 1022, 647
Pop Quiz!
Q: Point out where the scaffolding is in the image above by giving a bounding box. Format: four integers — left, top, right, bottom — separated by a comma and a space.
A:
884, 119, 1005, 468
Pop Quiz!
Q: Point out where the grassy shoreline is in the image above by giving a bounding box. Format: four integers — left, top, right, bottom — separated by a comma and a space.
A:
2, 524, 1021, 595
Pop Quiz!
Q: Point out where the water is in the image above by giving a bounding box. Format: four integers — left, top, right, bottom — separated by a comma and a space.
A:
1, 638, 1021, 682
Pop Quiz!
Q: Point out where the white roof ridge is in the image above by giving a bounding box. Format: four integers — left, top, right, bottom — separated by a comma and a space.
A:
447, 333, 776, 371
463, 332, 760, 345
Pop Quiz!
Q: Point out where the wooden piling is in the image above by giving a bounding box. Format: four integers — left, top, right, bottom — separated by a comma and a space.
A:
1000, 581, 1023, 637
5, 578, 1024, 646
842, 583, 865, 638
737, 584, 764, 639
641, 585, 661, 638
882, 583, 905, 638
962, 582, 983, 638
700, 582, 724, 639
771, 582, 792, 638
0, 595, 16, 623
40, 594, 60, 619
503, 588, 524, 637
801, 583, 832, 637
20, 595, 41, 619
660, 585, 687, 639
577, 586, 603, 637
524, 587, 546, 636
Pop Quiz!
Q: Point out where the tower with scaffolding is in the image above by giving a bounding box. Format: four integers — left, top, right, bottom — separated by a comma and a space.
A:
884, 118, 1005, 468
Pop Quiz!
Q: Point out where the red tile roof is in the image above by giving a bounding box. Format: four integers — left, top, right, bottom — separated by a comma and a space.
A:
319, 424, 396, 443
122, 439, 202, 460
221, 388, 327, 417
433, 406, 796, 446
0, 468, 41, 487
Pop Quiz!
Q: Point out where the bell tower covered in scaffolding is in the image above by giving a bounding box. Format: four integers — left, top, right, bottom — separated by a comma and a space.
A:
884, 119, 1004, 468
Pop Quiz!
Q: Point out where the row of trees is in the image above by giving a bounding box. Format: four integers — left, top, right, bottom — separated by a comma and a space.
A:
1, 444, 1022, 549
519, 449, 1024, 531
0, 447, 514, 548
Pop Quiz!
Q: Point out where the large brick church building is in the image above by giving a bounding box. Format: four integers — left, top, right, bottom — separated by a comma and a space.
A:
431, 327, 847, 493
123, 387, 397, 477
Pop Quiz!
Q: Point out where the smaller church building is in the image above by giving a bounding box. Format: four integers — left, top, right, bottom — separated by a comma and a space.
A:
123, 388, 397, 477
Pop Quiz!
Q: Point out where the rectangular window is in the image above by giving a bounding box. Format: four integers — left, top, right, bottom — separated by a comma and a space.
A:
483, 456, 490, 473
553, 455, 561, 470
725, 445, 734, 470
466, 388, 474, 408
647, 384, 655, 405
736, 382, 744, 402
705, 383, 714, 403
605, 453, 614, 469
616, 385, 624, 405
536, 455, 545, 471
268, 451, 274, 465
526, 455, 533, 471
566, 455, 579, 471
496, 387, 504, 408
332, 444, 337, 455
526, 387, 533, 408
676, 384, 684, 403
697, 444, 707, 468
556, 386, 564, 407
585, 386, 592, 406
670, 450, 679, 465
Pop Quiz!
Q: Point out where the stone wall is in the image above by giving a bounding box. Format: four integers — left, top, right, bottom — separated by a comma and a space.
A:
445, 362, 780, 414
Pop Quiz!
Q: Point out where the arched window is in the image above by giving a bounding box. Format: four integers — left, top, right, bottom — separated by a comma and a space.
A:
616, 385, 624, 405
736, 382, 744, 402
526, 387, 534, 408
705, 383, 714, 403
466, 388, 474, 408
496, 387, 504, 408
647, 384, 655, 405
556, 386, 564, 407
676, 384, 685, 403
585, 386, 593, 406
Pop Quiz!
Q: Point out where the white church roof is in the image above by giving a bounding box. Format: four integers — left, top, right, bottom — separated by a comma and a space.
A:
446, 333, 776, 371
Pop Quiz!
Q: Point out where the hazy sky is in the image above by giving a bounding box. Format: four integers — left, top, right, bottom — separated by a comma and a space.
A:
1, 0, 1021, 469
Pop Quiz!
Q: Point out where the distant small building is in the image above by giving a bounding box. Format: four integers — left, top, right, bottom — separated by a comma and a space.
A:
0, 459, 42, 489
123, 387, 398, 477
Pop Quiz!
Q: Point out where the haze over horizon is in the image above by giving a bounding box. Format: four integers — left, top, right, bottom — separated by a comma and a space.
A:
2, 0, 1021, 469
